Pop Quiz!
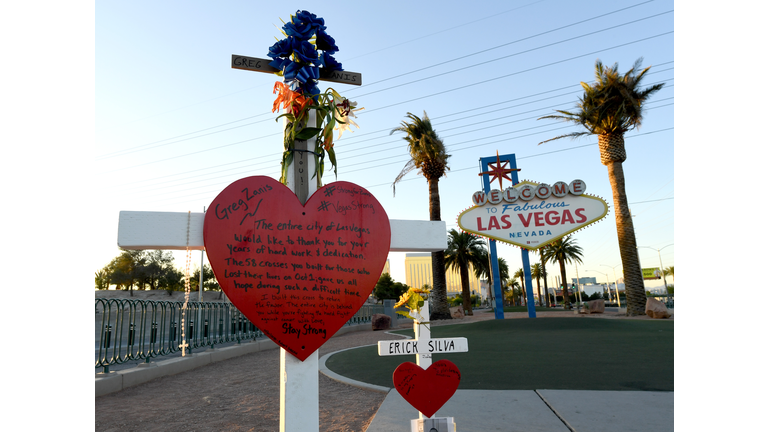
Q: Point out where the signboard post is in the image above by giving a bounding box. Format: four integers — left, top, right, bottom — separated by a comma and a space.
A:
477, 153, 536, 318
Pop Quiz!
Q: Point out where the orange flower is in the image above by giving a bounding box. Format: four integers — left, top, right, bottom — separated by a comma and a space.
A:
292, 94, 312, 117
272, 82, 291, 113
273, 82, 313, 119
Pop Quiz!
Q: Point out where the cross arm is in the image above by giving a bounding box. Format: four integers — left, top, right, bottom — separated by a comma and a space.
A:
231, 55, 362, 86
117, 211, 446, 252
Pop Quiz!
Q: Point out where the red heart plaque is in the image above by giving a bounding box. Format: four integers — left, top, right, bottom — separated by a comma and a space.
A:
393, 360, 461, 418
203, 176, 390, 361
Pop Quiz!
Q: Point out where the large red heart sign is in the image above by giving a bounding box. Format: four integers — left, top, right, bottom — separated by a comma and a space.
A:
203, 176, 390, 361
393, 360, 461, 418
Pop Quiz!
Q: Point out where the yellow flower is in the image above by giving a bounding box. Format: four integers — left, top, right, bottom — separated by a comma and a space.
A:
394, 292, 410, 308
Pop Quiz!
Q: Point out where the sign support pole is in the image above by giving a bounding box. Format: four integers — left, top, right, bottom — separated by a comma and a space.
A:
479, 153, 536, 318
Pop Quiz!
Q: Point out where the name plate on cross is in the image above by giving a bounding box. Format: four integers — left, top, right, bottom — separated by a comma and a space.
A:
378, 338, 468, 357
231, 55, 362, 86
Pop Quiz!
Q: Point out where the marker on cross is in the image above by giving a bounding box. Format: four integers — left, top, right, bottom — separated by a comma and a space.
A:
377, 300, 467, 426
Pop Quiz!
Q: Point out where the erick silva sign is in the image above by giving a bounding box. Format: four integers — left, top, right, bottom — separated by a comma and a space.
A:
457, 180, 608, 250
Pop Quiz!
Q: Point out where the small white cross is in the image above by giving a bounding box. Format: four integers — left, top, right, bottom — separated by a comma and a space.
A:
377, 301, 468, 421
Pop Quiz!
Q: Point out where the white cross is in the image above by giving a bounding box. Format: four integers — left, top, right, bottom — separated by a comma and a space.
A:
114, 49, 447, 431
116, 72, 445, 432
376, 301, 468, 421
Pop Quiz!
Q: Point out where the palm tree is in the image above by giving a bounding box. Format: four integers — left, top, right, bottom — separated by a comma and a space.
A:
664, 266, 674, 282
391, 111, 452, 319
513, 268, 526, 304
473, 249, 509, 304
444, 229, 486, 316
531, 263, 544, 306
505, 279, 519, 305
538, 58, 664, 316
538, 250, 550, 307
540, 236, 584, 310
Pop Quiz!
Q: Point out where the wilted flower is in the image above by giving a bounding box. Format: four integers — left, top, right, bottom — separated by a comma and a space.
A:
272, 82, 311, 117
332, 98, 363, 139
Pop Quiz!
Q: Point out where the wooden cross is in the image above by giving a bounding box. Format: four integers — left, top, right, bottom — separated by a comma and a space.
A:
377, 301, 467, 423
116, 54, 445, 432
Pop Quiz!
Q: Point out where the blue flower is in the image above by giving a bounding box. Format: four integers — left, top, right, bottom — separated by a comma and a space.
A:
303, 81, 320, 99
284, 62, 319, 84
320, 52, 343, 71
268, 57, 291, 72
296, 65, 319, 84
290, 38, 318, 64
267, 38, 292, 59
283, 20, 315, 40
315, 28, 338, 53
294, 10, 326, 31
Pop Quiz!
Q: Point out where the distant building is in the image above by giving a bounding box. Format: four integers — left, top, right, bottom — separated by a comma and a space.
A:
381, 259, 390, 276
404, 253, 482, 296
571, 277, 597, 285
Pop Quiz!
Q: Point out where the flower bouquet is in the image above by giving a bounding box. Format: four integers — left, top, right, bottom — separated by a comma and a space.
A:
267, 10, 362, 186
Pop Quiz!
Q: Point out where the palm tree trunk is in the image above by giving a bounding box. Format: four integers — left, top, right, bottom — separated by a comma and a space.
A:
460, 264, 473, 316
541, 253, 550, 307
536, 278, 542, 307
428, 178, 451, 319
559, 259, 569, 309
600, 134, 646, 316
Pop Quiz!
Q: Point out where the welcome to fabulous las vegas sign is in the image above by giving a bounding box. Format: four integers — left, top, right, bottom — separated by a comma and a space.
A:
457, 180, 609, 250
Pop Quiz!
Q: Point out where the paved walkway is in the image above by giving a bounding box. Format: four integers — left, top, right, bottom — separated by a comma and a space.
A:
366, 389, 673, 432
327, 308, 674, 432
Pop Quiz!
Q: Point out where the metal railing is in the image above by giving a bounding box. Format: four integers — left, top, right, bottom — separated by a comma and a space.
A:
95, 298, 383, 372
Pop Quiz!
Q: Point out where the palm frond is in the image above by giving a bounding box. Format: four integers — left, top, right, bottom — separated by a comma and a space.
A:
537, 131, 590, 145
392, 159, 416, 197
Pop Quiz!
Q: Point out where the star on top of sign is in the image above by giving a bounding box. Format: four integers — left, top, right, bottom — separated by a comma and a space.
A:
478, 151, 521, 190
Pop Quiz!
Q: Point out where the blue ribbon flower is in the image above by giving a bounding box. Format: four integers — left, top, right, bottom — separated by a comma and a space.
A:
319, 52, 342, 72
290, 38, 319, 64
269, 10, 344, 96
294, 10, 326, 32
315, 28, 339, 54
268, 57, 291, 72
267, 38, 292, 59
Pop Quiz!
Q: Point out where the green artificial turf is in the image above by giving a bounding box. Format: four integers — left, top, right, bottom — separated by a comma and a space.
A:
325, 318, 673, 391
486, 306, 564, 313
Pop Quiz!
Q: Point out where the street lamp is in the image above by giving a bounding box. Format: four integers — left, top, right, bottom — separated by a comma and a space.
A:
573, 262, 583, 305
600, 264, 622, 308
637, 244, 673, 306
587, 270, 613, 304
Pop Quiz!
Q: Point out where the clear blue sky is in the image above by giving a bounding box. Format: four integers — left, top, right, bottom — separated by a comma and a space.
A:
94, 0, 675, 291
